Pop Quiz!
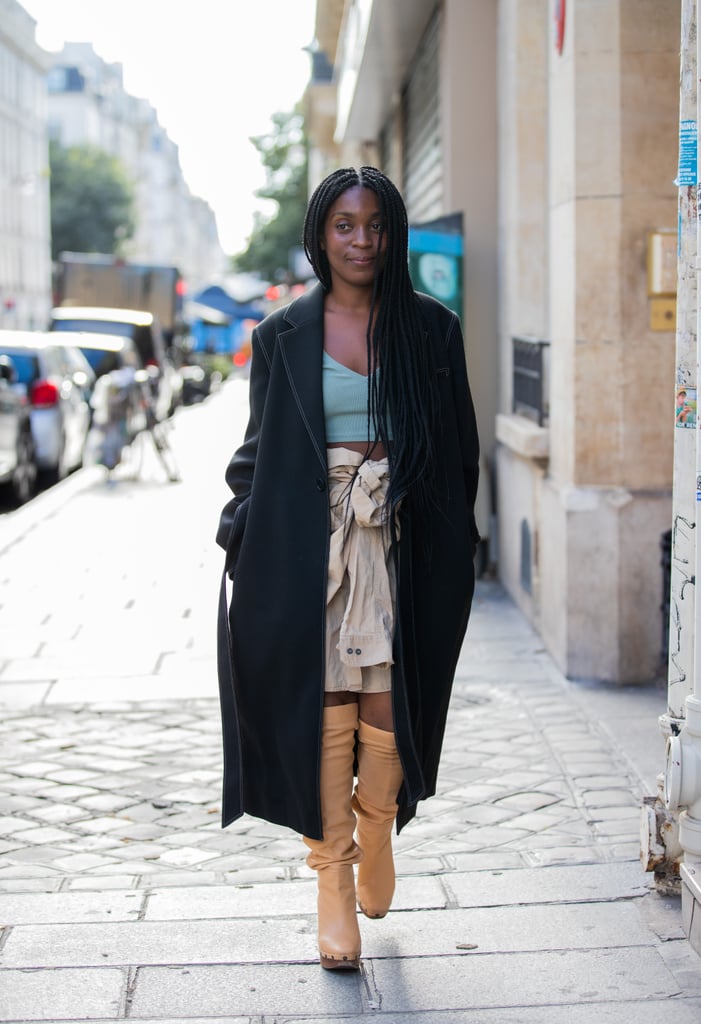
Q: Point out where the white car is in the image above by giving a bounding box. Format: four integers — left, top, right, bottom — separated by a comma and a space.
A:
0, 331, 95, 482
50, 307, 182, 421
61, 331, 149, 438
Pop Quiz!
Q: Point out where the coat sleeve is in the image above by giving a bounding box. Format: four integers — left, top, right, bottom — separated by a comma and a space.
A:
445, 313, 481, 551
215, 325, 272, 573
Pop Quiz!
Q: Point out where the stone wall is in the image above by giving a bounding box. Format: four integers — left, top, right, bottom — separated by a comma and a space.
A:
498, 0, 679, 682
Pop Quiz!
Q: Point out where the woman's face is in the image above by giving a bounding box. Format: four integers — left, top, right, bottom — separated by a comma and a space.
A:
321, 186, 386, 291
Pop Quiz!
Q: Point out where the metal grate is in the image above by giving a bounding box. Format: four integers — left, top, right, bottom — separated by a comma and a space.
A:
520, 518, 532, 594
512, 336, 550, 426
660, 528, 672, 668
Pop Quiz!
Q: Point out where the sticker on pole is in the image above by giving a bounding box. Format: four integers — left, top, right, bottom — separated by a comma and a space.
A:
678, 120, 697, 186
676, 385, 697, 428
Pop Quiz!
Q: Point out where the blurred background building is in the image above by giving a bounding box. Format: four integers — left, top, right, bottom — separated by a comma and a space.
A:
45, 41, 226, 288
0, 0, 52, 329
0, 0, 227, 333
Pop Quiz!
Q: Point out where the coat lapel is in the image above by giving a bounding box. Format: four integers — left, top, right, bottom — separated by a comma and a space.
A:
278, 283, 326, 468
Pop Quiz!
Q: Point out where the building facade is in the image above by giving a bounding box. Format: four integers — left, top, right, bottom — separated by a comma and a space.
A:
307, 0, 680, 688
307, 0, 701, 953
0, 0, 51, 329
501, 1, 679, 686
308, 0, 499, 551
1, 8, 228, 329
45, 42, 227, 290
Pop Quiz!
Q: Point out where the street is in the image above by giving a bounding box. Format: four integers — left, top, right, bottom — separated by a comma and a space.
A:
0, 380, 700, 1021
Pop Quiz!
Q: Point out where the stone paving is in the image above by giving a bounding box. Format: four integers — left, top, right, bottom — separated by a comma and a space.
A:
0, 667, 654, 887
0, 590, 661, 889
0, 384, 700, 1021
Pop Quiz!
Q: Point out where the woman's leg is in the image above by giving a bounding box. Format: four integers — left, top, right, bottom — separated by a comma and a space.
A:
324, 691, 358, 708
357, 691, 393, 730
303, 696, 362, 969
354, 690, 404, 918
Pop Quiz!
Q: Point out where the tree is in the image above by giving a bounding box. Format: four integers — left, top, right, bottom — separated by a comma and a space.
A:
233, 108, 309, 282
49, 141, 135, 259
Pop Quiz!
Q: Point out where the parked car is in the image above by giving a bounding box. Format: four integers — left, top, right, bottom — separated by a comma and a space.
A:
56, 329, 143, 379
55, 331, 148, 437
77, 333, 134, 377
49, 307, 183, 420
0, 331, 94, 482
0, 354, 36, 505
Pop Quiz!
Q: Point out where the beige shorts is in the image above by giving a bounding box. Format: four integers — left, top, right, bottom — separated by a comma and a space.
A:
324, 448, 395, 694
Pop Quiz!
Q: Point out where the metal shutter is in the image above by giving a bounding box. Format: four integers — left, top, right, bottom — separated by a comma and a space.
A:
403, 9, 443, 223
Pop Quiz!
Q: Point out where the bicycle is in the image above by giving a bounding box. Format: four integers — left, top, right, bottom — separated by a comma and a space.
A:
140, 400, 181, 483
87, 368, 180, 483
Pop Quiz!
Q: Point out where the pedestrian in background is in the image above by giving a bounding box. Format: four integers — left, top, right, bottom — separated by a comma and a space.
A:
216, 166, 480, 970
88, 360, 138, 471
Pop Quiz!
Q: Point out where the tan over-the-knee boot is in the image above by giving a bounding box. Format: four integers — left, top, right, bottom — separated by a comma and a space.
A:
352, 719, 404, 919
303, 703, 362, 969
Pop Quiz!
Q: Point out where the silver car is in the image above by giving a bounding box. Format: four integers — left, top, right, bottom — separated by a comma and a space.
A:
0, 331, 95, 482
0, 354, 36, 505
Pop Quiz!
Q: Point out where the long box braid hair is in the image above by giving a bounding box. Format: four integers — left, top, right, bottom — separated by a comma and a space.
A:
303, 166, 439, 521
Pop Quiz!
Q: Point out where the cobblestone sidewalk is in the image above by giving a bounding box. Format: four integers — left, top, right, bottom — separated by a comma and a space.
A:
0, 385, 699, 1020
0, 584, 660, 891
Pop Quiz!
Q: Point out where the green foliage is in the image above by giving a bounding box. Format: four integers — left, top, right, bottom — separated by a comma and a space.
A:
49, 141, 135, 260
232, 109, 309, 282
203, 354, 236, 380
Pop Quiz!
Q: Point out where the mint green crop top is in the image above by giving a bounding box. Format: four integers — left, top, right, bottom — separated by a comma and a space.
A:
322, 350, 393, 443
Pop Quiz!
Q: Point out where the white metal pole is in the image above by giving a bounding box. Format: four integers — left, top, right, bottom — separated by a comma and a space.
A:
666, 0, 698, 731
663, 0, 701, 897
645, 0, 696, 893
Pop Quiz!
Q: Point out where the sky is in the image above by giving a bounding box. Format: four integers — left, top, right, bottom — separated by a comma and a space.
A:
21, 0, 318, 255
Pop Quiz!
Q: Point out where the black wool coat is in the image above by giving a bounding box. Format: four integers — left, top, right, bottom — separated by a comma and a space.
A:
215, 283, 480, 839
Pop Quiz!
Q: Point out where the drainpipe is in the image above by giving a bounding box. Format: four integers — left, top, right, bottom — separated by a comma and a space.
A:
642, 0, 695, 893
662, 0, 701, 915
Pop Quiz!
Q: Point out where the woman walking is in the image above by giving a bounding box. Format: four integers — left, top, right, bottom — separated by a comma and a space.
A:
216, 166, 480, 970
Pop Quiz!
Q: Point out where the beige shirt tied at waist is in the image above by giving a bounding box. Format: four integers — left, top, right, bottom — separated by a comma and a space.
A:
325, 447, 398, 693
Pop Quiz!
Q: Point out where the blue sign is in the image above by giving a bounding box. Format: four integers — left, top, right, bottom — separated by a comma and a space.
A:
409, 214, 464, 319
678, 119, 697, 186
